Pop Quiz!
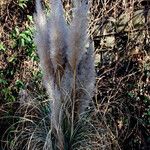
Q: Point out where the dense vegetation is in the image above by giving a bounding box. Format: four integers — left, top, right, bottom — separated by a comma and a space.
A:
0, 0, 150, 149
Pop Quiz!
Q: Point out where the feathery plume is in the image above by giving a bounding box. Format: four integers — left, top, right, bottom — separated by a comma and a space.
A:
34, 0, 54, 78
34, 1, 65, 148
67, 0, 89, 71
77, 40, 95, 114
49, 0, 68, 76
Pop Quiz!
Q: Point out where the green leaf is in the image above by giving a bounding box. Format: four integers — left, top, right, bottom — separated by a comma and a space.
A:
19, 38, 25, 47
0, 42, 6, 52
27, 15, 33, 23
128, 92, 135, 98
15, 80, 25, 89
0, 78, 7, 84
7, 54, 17, 62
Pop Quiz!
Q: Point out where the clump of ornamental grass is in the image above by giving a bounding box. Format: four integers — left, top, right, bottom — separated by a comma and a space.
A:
34, 0, 96, 149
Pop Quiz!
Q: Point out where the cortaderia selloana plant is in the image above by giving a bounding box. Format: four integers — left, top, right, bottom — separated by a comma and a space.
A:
2, 0, 96, 150
34, 0, 96, 149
